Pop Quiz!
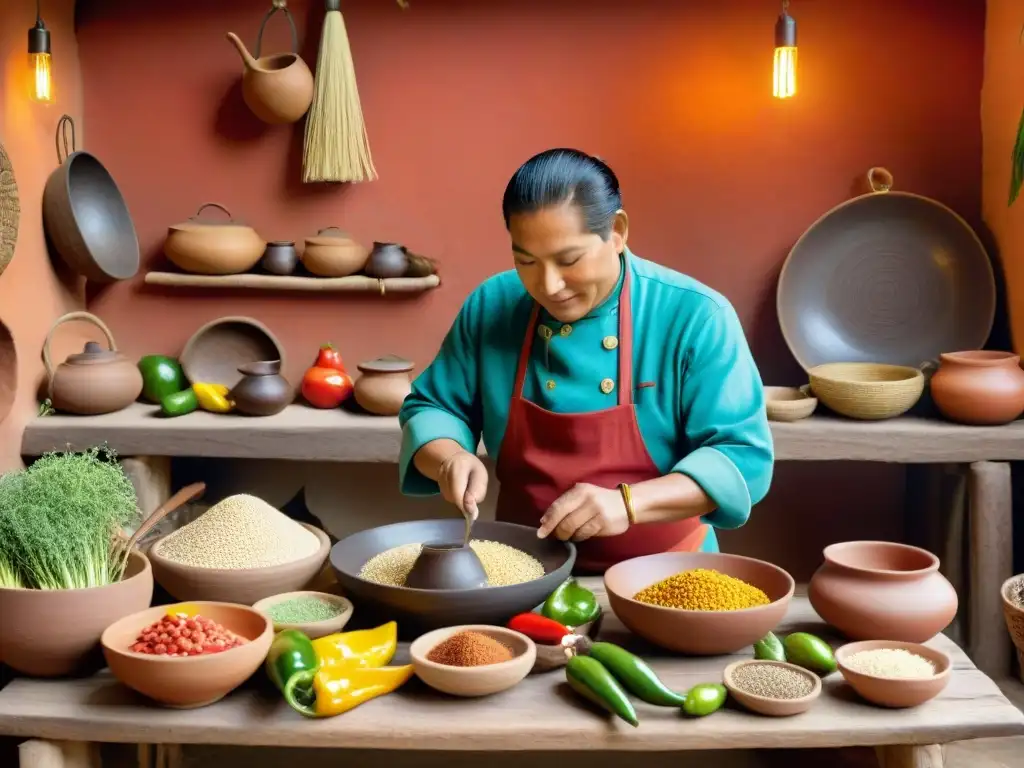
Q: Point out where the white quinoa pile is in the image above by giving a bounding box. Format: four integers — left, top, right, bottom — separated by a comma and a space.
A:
359, 539, 544, 588
844, 648, 936, 679
155, 494, 320, 569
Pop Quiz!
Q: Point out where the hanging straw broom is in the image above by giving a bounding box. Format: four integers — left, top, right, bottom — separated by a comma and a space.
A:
303, 0, 377, 183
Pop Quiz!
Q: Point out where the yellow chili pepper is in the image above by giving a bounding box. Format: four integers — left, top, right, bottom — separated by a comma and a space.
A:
283, 664, 415, 718
311, 621, 398, 670
192, 382, 233, 413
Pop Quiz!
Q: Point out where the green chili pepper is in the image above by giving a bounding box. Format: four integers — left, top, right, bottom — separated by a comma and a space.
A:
160, 388, 198, 417
753, 632, 786, 662
565, 654, 638, 727
266, 629, 319, 707
139, 355, 187, 404
583, 641, 686, 707
683, 683, 727, 717
542, 578, 600, 626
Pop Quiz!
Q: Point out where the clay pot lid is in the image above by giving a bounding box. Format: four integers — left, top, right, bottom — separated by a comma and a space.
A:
238, 359, 282, 376
357, 355, 414, 374
267, 240, 295, 247
64, 341, 121, 364
306, 227, 358, 246
170, 203, 254, 233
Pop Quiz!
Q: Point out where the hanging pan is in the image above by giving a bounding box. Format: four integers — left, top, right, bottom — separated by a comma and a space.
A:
777, 167, 996, 370
42, 114, 140, 282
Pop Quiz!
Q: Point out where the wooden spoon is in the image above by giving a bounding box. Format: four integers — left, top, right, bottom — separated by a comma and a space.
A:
113, 482, 206, 578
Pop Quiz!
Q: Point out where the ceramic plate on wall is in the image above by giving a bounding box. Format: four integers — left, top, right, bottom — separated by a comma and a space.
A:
0, 142, 19, 279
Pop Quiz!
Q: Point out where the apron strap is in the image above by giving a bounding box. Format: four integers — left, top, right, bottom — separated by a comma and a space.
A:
513, 304, 542, 398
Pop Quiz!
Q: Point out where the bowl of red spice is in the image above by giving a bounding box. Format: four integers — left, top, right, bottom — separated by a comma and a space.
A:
101, 601, 274, 708
409, 625, 536, 697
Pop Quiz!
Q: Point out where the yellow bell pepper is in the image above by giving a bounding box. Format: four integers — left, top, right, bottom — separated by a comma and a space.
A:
192, 382, 233, 413
311, 621, 398, 670
283, 664, 415, 718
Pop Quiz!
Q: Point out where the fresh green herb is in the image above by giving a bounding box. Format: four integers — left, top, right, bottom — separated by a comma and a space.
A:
0, 447, 140, 590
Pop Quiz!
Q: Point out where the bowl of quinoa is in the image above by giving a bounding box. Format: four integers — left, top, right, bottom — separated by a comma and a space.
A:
835, 639, 951, 708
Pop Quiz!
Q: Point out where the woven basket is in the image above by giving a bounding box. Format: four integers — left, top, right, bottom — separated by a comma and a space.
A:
1001, 575, 1024, 682
807, 362, 924, 420
764, 385, 818, 422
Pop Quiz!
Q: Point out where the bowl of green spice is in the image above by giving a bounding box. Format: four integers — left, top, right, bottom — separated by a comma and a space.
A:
253, 591, 353, 638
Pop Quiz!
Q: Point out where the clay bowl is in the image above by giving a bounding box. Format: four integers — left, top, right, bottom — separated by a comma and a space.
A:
1000, 575, 1024, 668
764, 385, 817, 422
0, 551, 154, 677
723, 660, 822, 716
409, 624, 536, 697
252, 590, 354, 639
603, 551, 794, 655
148, 524, 330, 605
180, 316, 285, 390
835, 640, 951, 708
405, 543, 489, 590
330, 519, 575, 637
101, 602, 273, 708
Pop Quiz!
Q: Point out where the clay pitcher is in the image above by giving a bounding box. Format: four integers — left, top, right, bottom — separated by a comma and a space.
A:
929, 350, 1024, 426
43, 311, 143, 415
228, 360, 294, 416
808, 541, 958, 644
226, 2, 313, 125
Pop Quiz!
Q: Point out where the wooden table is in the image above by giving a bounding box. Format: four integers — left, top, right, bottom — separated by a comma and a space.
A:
0, 589, 1021, 768
21, 405, 1023, 678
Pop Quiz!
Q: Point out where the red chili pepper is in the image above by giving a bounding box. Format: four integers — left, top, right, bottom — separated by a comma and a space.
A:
507, 612, 571, 645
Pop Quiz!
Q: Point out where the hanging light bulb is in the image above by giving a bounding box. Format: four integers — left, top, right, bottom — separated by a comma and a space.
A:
773, 0, 797, 99
28, 0, 53, 103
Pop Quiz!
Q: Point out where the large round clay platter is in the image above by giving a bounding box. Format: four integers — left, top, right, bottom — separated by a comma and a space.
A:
0, 142, 19, 279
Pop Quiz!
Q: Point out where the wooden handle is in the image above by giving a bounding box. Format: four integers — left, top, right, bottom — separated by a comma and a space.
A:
254, 0, 299, 58
867, 167, 894, 194
192, 202, 234, 221
316, 227, 348, 236
42, 311, 118, 392
112, 482, 206, 581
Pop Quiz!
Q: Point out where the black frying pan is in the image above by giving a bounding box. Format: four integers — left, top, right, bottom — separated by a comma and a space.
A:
42, 114, 139, 283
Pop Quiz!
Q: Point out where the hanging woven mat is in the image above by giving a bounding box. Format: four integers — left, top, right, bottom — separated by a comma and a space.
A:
0, 142, 19, 278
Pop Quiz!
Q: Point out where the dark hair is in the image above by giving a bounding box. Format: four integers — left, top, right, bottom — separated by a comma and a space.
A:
501, 148, 622, 238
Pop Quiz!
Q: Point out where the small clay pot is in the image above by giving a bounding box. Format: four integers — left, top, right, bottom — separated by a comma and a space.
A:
808, 541, 958, 644
354, 355, 414, 416
929, 350, 1024, 426
301, 228, 368, 277
365, 242, 409, 279
261, 241, 298, 276
228, 359, 294, 416
405, 543, 488, 590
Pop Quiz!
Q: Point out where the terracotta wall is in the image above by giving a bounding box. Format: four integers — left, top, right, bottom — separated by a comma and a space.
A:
0, 0, 93, 472
72, 0, 986, 572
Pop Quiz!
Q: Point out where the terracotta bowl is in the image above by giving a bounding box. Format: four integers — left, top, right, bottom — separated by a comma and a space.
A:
603, 551, 794, 655
0, 551, 154, 677
252, 590, 354, 639
180, 316, 285, 389
835, 640, 951, 708
148, 524, 330, 605
723, 660, 822, 716
409, 625, 536, 697
101, 602, 273, 708
1000, 575, 1024, 675
764, 385, 817, 422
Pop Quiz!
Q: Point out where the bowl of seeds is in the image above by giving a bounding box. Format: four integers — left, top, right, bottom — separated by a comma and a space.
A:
330, 519, 575, 636
253, 590, 354, 639
723, 660, 822, 716
835, 640, 951, 708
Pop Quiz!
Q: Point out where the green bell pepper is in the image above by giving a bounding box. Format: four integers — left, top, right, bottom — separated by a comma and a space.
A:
266, 629, 319, 707
542, 578, 600, 626
138, 355, 187, 404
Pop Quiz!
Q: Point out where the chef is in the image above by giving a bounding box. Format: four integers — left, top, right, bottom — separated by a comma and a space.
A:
398, 148, 774, 572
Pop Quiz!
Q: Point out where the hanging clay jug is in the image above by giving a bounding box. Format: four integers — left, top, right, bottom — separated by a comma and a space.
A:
808, 541, 958, 644
929, 350, 1024, 426
226, 2, 314, 125
43, 311, 143, 415
354, 355, 414, 416
228, 360, 294, 416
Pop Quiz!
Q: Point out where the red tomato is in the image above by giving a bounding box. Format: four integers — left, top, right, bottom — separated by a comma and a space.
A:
313, 343, 347, 372
301, 366, 354, 409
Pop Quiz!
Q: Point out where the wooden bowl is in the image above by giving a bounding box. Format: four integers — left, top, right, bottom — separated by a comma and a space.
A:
180, 316, 285, 389
723, 660, 822, 716
835, 640, 951, 708
764, 385, 817, 422
0, 552, 153, 677
101, 602, 273, 708
808, 362, 924, 420
252, 590, 353, 639
603, 551, 794, 655
148, 524, 330, 605
409, 625, 536, 697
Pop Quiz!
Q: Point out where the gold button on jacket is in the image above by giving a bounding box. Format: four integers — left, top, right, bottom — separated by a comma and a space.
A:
602, 335, 618, 350
600, 378, 615, 394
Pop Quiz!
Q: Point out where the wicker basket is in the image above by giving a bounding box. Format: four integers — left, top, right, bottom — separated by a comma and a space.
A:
764, 385, 818, 422
807, 362, 924, 420
1001, 574, 1024, 682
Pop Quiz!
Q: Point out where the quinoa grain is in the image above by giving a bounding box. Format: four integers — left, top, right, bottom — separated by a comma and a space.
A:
359, 540, 544, 587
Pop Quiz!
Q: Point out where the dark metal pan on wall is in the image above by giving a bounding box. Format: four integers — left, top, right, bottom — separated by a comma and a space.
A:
777, 167, 996, 370
42, 114, 139, 283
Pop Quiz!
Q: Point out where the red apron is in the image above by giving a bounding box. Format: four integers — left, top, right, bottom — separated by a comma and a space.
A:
495, 260, 708, 573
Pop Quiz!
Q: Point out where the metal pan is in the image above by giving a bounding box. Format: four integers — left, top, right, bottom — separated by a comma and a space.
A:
777, 167, 996, 370
42, 114, 139, 282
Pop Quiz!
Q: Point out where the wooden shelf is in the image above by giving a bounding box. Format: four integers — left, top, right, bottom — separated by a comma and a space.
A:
144, 272, 440, 294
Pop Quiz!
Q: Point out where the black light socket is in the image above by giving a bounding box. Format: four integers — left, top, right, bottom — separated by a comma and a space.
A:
28, 18, 50, 56
775, 12, 797, 48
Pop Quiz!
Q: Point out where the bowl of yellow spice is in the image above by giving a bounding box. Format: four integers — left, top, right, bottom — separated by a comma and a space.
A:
604, 552, 794, 655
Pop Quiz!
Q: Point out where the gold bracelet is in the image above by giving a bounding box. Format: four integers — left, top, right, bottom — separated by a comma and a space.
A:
618, 482, 637, 526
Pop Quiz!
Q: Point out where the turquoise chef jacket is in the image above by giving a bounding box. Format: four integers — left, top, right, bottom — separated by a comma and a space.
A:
398, 250, 775, 552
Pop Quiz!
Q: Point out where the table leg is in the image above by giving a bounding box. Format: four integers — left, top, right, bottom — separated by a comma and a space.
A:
875, 744, 944, 768
968, 461, 1014, 678
18, 741, 100, 768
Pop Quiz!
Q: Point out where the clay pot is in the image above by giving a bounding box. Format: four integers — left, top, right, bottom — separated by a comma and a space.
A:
229, 359, 294, 416
365, 242, 410, 278
929, 350, 1024, 426
180, 316, 285, 390
43, 311, 143, 415
405, 543, 488, 590
0, 551, 154, 677
261, 241, 298, 276
165, 203, 266, 275
354, 355, 414, 416
808, 541, 957, 643
301, 228, 369, 277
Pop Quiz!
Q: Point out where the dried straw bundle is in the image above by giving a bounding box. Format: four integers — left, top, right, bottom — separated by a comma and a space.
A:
303, 0, 377, 184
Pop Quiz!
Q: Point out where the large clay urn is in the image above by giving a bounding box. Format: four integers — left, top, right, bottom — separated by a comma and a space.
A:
929, 350, 1024, 426
808, 541, 957, 643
